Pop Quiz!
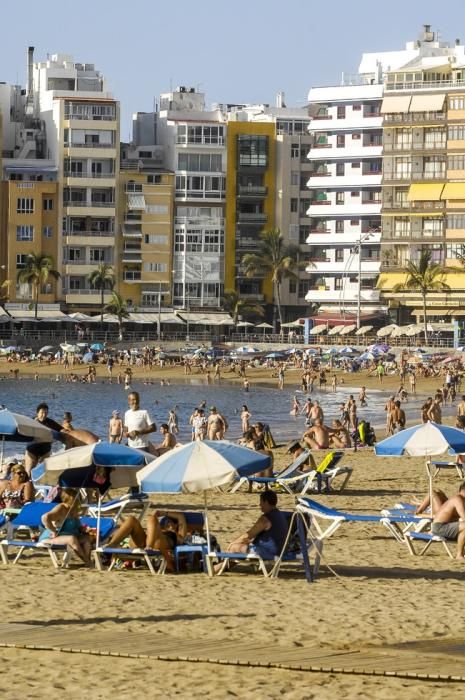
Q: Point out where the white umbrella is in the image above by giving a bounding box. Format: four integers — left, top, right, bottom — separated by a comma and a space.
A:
355, 325, 373, 336
376, 324, 399, 338
390, 326, 410, 338
236, 321, 254, 327
328, 324, 346, 336
309, 324, 327, 335
339, 324, 357, 336
255, 322, 273, 329
280, 320, 302, 328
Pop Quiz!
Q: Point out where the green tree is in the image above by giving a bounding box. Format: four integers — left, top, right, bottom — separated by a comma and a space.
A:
87, 263, 115, 325
241, 228, 303, 328
222, 289, 264, 325
16, 254, 60, 320
104, 291, 129, 340
393, 250, 450, 343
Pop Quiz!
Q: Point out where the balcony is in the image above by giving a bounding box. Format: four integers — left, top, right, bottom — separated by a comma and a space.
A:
122, 253, 142, 263
176, 137, 224, 146
383, 112, 446, 124
239, 293, 265, 301
124, 271, 142, 282
305, 287, 380, 303
237, 185, 268, 197
412, 141, 446, 151
175, 189, 225, 200
122, 226, 142, 238
64, 171, 115, 179
308, 259, 381, 274
64, 142, 116, 149
237, 212, 268, 224
236, 238, 260, 249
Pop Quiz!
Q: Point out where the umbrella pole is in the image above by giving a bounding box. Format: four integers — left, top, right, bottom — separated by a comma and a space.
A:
426, 459, 434, 520
204, 492, 211, 553
96, 493, 102, 549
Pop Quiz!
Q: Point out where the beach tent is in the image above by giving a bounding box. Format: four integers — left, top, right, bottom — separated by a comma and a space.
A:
137, 441, 270, 551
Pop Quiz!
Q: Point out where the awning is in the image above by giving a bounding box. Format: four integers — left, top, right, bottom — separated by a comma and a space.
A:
412, 308, 465, 317
176, 312, 233, 325
441, 183, 465, 200
409, 94, 445, 112
6, 309, 67, 320
407, 183, 444, 201
380, 95, 411, 114
128, 312, 185, 325
128, 194, 146, 210
280, 319, 303, 328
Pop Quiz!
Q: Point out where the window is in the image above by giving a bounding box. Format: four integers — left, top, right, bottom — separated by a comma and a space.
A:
144, 234, 168, 245
352, 133, 361, 140
68, 248, 82, 261
147, 175, 162, 184
447, 214, 465, 229
395, 157, 411, 178
146, 204, 168, 214
298, 280, 310, 298
422, 219, 443, 237
90, 249, 105, 262
334, 277, 343, 290
16, 225, 34, 241
139, 151, 152, 158
450, 96, 465, 110
351, 191, 359, 197
43, 198, 53, 211
299, 199, 311, 216
237, 135, 268, 167
394, 218, 410, 238
299, 225, 310, 244
291, 171, 300, 186
350, 219, 359, 225
289, 279, 297, 294
337, 105, 346, 119
423, 156, 446, 178
177, 153, 222, 172
336, 135, 345, 148
291, 143, 299, 158
335, 220, 344, 233
16, 254, 28, 269
395, 128, 411, 148
448, 154, 465, 170
351, 162, 360, 168
424, 128, 446, 149
336, 163, 344, 176
353, 104, 362, 111
335, 249, 344, 262
43, 226, 53, 238
17, 198, 34, 214
449, 125, 465, 140
143, 262, 167, 272
290, 198, 298, 213
336, 192, 345, 205
446, 243, 465, 258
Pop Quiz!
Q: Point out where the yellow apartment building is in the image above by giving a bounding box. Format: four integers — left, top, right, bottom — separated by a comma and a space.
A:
225, 121, 276, 303
118, 167, 175, 309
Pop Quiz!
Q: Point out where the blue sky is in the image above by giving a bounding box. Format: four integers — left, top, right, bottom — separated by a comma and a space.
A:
1, 0, 464, 137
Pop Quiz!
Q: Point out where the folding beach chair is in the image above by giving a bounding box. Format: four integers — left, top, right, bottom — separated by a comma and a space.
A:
208, 511, 319, 581
230, 449, 312, 494
380, 503, 431, 540
404, 530, 455, 558
87, 491, 150, 522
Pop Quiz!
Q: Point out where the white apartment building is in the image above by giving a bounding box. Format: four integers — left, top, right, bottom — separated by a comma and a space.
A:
156, 87, 226, 309
32, 51, 120, 308
305, 80, 384, 318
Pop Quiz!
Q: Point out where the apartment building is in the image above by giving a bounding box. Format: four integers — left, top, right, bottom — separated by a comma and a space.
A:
305, 79, 384, 320
118, 142, 174, 309
376, 27, 465, 322
224, 119, 276, 305
31, 51, 120, 309
156, 87, 226, 309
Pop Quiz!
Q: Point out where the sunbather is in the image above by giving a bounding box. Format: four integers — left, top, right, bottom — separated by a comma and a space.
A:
0, 463, 34, 511
214, 491, 288, 573
40, 488, 92, 565
414, 489, 448, 515
105, 511, 188, 572
431, 482, 465, 559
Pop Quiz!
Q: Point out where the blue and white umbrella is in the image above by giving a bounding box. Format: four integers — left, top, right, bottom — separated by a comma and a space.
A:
375, 422, 465, 457
137, 441, 270, 549
339, 346, 358, 355
0, 408, 56, 466
235, 346, 260, 354
376, 422, 465, 516
90, 343, 104, 351
266, 352, 286, 359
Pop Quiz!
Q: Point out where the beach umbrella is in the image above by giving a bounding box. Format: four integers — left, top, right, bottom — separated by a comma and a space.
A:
236, 321, 254, 327
375, 422, 465, 516
376, 324, 398, 338
137, 441, 270, 550
339, 346, 358, 355
0, 409, 56, 466
359, 351, 376, 361
328, 324, 346, 336
32, 442, 150, 546
309, 324, 327, 336
39, 345, 56, 353
339, 324, 357, 336
355, 325, 373, 336
3, 346, 18, 353
90, 343, 104, 351
266, 352, 286, 359
325, 347, 339, 355
235, 346, 260, 354
61, 343, 80, 353
368, 343, 390, 354
82, 352, 94, 363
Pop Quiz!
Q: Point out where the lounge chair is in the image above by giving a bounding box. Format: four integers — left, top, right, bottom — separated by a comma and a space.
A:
87, 491, 150, 522
0, 502, 115, 567
296, 497, 424, 545
93, 512, 207, 575
208, 510, 319, 581
430, 460, 465, 479
231, 451, 351, 496
404, 530, 455, 558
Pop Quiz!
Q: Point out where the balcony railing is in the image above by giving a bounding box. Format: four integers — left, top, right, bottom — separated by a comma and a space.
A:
385, 79, 465, 91
64, 142, 116, 149
64, 112, 116, 121
64, 229, 114, 236
63, 200, 115, 208
412, 141, 446, 150
123, 271, 142, 281
64, 171, 115, 178
237, 185, 268, 196
175, 189, 225, 199
176, 137, 225, 146
237, 213, 268, 223
62, 288, 111, 295
383, 112, 446, 124
126, 184, 143, 193
309, 228, 331, 233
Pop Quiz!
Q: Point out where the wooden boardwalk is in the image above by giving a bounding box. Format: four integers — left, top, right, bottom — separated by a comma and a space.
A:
0, 623, 464, 682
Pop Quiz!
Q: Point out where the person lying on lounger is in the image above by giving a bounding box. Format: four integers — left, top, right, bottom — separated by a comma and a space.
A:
432, 482, 465, 559
214, 491, 288, 573
104, 511, 188, 572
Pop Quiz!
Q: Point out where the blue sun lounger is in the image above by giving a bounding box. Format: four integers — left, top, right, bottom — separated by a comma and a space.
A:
404, 530, 455, 558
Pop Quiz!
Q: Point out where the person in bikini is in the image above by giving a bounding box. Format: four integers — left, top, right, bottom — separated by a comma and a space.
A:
207, 406, 226, 440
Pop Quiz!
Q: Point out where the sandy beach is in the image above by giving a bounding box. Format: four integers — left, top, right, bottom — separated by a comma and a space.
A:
1, 356, 465, 698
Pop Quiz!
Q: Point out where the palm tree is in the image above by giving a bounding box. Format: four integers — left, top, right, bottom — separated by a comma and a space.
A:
393, 250, 450, 343
104, 291, 129, 340
222, 289, 264, 324
87, 263, 115, 325
16, 254, 60, 320
241, 228, 302, 328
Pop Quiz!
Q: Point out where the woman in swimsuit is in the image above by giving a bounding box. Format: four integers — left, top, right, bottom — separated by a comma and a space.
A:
0, 463, 35, 511
40, 488, 92, 565
104, 511, 188, 572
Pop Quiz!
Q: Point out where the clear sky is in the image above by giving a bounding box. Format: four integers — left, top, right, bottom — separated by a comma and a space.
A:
1, 0, 465, 137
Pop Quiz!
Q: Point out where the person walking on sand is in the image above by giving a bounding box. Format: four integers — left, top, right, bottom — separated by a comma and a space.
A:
108, 410, 123, 443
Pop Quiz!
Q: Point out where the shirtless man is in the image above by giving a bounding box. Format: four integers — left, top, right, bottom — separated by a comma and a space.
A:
309, 401, 324, 425
391, 400, 406, 432
384, 396, 396, 436
432, 482, 465, 559
108, 410, 123, 443
457, 395, 465, 420
152, 424, 177, 456
303, 419, 330, 450
328, 419, 351, 449
428, 398, 442, 424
